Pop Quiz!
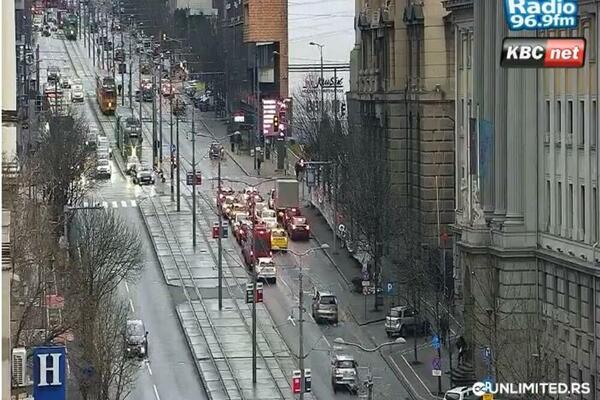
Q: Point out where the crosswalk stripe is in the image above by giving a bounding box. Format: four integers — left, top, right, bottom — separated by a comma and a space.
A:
112, 201, 118, 208
83, 201, 89, 207
121, 201, 128, 207
130, 200, 137, 207
102, 201, 108, 208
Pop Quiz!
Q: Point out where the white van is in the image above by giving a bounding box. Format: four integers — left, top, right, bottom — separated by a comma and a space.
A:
443, 386, 478, 400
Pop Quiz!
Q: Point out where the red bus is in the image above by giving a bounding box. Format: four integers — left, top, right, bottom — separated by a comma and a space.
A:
242, 224, 272, 266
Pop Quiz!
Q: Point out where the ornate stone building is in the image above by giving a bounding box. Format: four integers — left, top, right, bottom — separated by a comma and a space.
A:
348, 0, 455, 249
444, 0, 600, 396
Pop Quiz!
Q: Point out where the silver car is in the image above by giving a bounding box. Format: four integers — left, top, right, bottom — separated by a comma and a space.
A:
96, 158, 111, 179
71, 82, 84, 102
331, 354, 358, 393
311, 290, 338, 324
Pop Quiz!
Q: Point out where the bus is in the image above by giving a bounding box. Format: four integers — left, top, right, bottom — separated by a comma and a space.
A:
96, 75, 117, 115
63, 13, 78, 40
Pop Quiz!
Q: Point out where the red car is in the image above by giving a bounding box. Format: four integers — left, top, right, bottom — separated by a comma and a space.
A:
242, 224, 272, 266
282, 207, 302, 226
235, 221, 253, 244
287, 216, 310, 241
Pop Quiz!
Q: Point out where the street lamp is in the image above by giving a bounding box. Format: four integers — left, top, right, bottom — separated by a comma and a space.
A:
333, 336, 406, 352
309, 41, 324, 120
285, 244, 329, 399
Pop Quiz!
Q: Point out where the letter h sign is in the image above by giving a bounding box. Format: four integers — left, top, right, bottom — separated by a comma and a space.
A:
33, 346, 66, 400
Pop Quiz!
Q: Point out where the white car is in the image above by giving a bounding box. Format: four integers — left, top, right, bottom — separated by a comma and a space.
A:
255, 257, 276, 283
96, 158, 111, 179
443, 387, 477, 400
258, 209, 278, 230
71, 80, 84, 102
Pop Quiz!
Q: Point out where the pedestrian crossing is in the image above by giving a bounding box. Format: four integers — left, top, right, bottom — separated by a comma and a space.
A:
82, 200, 138, 209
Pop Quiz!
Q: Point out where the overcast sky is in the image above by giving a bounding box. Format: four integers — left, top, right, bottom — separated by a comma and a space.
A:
288, 0, 355, 96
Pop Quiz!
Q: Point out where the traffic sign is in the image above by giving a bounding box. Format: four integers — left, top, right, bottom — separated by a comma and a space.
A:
338, 224, 346, 234
431, 335, 441, 350
385, 281, 396, 296
481, 346, 492, 362
432, 369, 442, 377
171, 144, 176, 153
431, 357, 441, 370
482, 394, 493, 400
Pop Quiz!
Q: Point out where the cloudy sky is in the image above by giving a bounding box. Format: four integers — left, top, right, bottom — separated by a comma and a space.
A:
288, 0, 355, 95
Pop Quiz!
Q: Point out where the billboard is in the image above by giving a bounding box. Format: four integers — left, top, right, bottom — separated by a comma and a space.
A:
33, 346, 66, 400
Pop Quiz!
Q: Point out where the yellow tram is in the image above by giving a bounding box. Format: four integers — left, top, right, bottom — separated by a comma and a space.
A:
96, 75, 117, 115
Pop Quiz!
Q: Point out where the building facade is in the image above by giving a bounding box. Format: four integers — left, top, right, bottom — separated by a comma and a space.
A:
217, 0, 288, 119
348, 0, 455, 250
444, 0, 600, 396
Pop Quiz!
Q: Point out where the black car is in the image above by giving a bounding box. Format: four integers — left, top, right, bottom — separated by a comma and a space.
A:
125, 320, 148, 358
209, 142, 224, 160
114, 48, 125, 62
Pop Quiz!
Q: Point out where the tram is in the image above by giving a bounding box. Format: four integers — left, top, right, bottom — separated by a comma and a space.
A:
96, 75, 117, 115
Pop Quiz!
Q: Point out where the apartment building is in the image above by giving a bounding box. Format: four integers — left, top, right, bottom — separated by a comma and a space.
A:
217, 0, 288, 119
443, 1, 600, 396
348, 0, 455, 248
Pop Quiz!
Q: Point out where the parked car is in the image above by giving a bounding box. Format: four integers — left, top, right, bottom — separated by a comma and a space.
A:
384, 305, 430, 337
233, 214, 253, 243
312, 290, 338, 324
331, 354, 358, 393
47, 65, 61, 84
125, 319, 148, 358
443, 387, 478, 400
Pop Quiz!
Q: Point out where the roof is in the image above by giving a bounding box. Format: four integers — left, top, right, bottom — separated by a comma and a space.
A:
390, 305, 411, 312
446, 386, 470, 393
317, 290, 335, 297
333, 354, 355, 361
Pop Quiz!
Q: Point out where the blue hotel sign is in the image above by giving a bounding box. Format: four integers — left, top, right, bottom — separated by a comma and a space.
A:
33, 346, 66, 400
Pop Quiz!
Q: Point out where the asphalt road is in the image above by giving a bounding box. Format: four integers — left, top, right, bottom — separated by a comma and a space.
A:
40, 23, 413, 399
38, 31, 208, 400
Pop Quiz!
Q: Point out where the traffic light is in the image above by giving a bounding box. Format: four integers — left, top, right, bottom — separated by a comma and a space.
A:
273, 115, 279, 132
256, 283, 263, 303
341, 102, 346, 117
245, 283, 254, 304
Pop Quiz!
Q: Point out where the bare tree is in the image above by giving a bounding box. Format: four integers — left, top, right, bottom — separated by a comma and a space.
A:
71, 297, 138, 400
27, 113, 96, 224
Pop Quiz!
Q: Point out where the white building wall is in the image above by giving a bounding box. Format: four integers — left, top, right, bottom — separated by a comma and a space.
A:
2, 0, 17, 162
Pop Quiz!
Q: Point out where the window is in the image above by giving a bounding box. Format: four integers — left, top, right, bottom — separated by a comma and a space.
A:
590, 284, 595, 333
592, 100, 598, 148
568, 183, 574, 232
557, 100, 562, 133
460, 98, 464, 128
546, 181, 551, 231
555, 358, 560, 382
568, 100, 574, 134
580, 185, 585, 237
565, 278, 570, 312
579, 370, 584, 399
546, 99, 551, 132
579, 100, 585, 147
557, 182, 563, 229
541, 272, 547, 302
566, 363, 571, 385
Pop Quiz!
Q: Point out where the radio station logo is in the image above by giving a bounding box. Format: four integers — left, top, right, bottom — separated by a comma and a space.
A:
504, 0, 578, 30
501, 37, 585, 68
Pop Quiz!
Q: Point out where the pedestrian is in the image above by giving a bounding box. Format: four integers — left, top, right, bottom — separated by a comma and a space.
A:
456, 336, 466, 364
256, 156, 262, 175
118, 83, 123, 96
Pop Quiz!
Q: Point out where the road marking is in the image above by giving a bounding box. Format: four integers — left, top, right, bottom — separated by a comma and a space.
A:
323, 335, 331, 348
129, 298, 135, 313
112, 201, 118, 208
83, 201, 89, 207
124, 282, 129, 293
131, 200, 137, 207
153, 384, 161, 400
102, 201, 108, 208
146, 362, 153, 376
121, 200, 128, 207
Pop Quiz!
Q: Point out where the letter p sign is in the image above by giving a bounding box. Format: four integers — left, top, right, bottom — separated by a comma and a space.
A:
33, 346, 66, 400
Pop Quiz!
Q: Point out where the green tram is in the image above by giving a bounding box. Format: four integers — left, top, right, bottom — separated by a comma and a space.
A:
64, 14, 78, 40
115, 106, 143, 162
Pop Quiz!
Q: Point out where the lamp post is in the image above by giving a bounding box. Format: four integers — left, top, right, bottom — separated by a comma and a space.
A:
191, 107, 197, 247
159, 51, 164, 171
287, 245, 330, 399
309, 41, 324, 120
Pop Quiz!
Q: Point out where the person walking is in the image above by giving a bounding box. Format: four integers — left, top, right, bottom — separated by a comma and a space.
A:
256, 156, 262, 175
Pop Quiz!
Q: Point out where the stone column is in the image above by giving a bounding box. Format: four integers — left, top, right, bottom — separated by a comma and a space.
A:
482, 0, 496, 213
494, 2, 508, 219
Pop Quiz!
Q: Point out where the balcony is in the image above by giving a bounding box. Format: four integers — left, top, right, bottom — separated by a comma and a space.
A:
357, 68, 381, 94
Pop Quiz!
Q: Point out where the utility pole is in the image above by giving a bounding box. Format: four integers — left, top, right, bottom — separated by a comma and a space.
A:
253, 48, 259, 170
252, 266, 257, 385
128, 27, 132, 107
299, 266, 305, 400
218, 158, 223, 310
159, 52, 163, 171
152, 62, 157, 168
176, 115, 181, 212
138, 51, 142, 135
191, 108, 197, 247
170, 90, 174, 201
120, 29, 125, 106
